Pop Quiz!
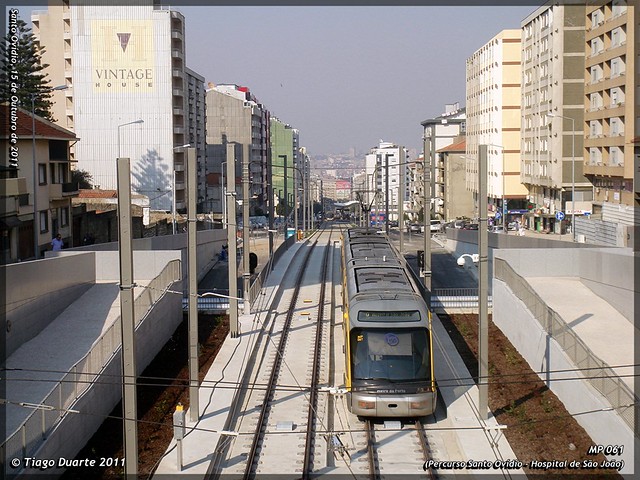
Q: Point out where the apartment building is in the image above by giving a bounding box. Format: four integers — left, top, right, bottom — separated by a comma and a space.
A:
466, 30, 528, 223
205, 84, 271, 218
437, 137, 475, 221
270, 117, 297, 218
1, 105, 78, 261
185, 68, 207, 212
364, 141, 407, 222
583, 1, 637, 214
421, 103, 467, 221
32, 1, 207, 212
521, 3, 591, 233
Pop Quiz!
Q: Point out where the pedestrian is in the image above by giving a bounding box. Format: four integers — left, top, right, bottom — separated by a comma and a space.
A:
51, 234, 64, 251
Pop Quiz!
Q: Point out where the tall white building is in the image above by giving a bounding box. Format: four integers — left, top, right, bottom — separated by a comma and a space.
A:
32, 1, 206, 212
365, 141, 408, 222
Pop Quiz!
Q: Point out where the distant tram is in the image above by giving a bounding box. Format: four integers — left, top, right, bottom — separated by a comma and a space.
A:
341, 228, 437, 417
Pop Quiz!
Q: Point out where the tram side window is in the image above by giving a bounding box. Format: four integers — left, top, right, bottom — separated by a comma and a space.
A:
351, 329, 429, 381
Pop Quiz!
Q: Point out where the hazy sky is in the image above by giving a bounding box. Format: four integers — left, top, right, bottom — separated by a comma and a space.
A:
181, 6, 535, 155
15, 4, 536, 156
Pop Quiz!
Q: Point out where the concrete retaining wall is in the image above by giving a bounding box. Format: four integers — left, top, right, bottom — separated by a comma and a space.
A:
496, 248, 634, 323
446, 230, 633, 322
493, 280, 634, 473
34, 287, 182, 476
69, 229, 226, 283
2, 254, 95, 358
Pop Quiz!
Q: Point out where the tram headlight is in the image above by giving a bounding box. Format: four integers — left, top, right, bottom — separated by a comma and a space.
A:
410, 400, 430, 410
357, 400, 375, 410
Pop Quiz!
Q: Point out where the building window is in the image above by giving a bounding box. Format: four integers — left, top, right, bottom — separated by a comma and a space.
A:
38, 164, 47, 185
610, 118, 618, 136
60, 207, 69, 227
39, 210, 48, 233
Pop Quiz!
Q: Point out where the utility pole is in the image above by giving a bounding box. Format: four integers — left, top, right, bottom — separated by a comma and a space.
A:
385, 153, 390, 235
422, 136, 432, 306
267, 149, 274, 259
293, 158, 298, 239
227, 144, 239, 337
186, 147, 199, 422
399, 148, 405, 254
116, 157, 138, 478
478, 144, 489, 420
242, 144, 251, 315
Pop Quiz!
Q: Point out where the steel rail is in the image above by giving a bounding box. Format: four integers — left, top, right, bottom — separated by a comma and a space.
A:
302, 238, 332, 478
365, 420, 380, 480
415, 420, 438, 479
243, 237, 321, 479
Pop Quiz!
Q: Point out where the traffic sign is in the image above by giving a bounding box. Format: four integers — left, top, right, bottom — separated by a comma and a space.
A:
495, 211, 502, 220
555, 211, 565, 221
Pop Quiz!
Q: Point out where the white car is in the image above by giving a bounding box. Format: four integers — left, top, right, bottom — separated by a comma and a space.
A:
430, 220, 443, 233
489, 225, 505, 233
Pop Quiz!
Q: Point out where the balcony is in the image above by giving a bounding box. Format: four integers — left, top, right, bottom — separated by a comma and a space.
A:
1, 177, 28, 197
49, 183, 63, 200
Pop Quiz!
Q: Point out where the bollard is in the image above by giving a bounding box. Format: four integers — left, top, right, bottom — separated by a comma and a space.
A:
173, 403, 186, 470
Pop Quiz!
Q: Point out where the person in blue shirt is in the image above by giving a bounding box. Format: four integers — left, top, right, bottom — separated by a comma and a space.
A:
51, 234, 64, 251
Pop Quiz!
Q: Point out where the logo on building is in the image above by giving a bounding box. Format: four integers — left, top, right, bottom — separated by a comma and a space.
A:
117, 33, 131, 52
92, 20, 155, 93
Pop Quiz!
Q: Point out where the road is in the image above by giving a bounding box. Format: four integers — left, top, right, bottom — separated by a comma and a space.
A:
388, 229, 477, 290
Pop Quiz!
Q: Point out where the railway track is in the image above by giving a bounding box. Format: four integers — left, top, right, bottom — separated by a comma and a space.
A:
208, 224, 338, 478
363, 419, 438, 479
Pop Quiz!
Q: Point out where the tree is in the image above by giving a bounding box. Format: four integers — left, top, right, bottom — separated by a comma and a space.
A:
1, 17, 55, 121
71, 169, 93, 189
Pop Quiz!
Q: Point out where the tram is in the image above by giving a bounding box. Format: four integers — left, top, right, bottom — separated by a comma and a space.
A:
341, 228, 437, 417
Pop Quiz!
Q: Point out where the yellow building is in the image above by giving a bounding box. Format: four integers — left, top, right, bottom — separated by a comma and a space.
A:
583, 1, 637, 211
465, 30, 528, 220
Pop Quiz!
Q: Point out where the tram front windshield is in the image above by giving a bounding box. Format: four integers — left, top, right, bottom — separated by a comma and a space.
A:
351, 328, 429, 382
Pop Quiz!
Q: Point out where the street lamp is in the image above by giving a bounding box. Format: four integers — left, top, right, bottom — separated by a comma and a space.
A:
548, 113, 576, 241
32, 84, 67, 259
117, 119, 144, 159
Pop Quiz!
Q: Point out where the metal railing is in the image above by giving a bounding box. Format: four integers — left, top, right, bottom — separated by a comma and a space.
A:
431, 288, 492, 310
248, 233, 296, 305
2, 260, 182, 473
182, 289, 242, 312
494, 258, 637, 435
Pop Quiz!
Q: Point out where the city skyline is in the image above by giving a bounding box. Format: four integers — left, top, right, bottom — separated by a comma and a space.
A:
14, 4, 535, 155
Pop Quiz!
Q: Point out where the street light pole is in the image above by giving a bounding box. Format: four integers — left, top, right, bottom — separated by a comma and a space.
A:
117, 119, 144, 160
549, 113, 576, 241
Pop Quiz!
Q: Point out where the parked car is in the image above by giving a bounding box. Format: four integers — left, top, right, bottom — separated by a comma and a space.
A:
430, 220, 443, 232
489, 225, 505, 233
462, 223, 479, 230
454, 219, 468, 229
407, 223, 423, 233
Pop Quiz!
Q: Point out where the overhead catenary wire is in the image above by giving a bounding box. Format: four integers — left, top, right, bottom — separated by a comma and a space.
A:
2, 397, 634, 438
5, 363, 639, 393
